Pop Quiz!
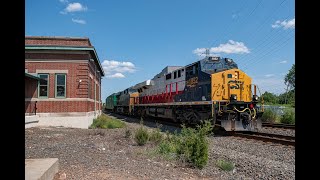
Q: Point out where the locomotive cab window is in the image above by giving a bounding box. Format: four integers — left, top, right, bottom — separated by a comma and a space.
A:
166, 73, 171, 80
178, 70, 181, 77
174, 71, 177, 79
186, 63, 199, 78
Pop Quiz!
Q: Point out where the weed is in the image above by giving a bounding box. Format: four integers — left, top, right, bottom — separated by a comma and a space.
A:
216, 159, 234, 171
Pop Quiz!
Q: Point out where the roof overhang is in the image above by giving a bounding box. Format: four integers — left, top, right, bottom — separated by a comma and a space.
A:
25, 72, 40, 80
25, 46, 105, 76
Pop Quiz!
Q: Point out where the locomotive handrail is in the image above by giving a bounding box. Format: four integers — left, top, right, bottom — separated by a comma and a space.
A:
250, 84, 264, 112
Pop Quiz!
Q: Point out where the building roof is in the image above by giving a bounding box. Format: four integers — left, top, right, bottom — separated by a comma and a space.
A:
25, 36, 92, 47
25, 36, 105, 76
25, 72, 40, 80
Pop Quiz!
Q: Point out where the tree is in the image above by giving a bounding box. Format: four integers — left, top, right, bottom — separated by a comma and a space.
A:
285, 64, 295, 91
261, 91, 278, 104
284, 64, 295, 106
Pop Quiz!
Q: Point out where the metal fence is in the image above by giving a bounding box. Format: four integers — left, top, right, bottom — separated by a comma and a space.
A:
257, 105, 295, 115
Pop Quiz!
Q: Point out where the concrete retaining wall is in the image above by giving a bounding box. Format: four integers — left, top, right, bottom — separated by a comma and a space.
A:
25, 110, 102, 129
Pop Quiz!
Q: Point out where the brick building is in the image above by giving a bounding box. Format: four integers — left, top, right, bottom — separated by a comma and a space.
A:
25, 36, 105, 128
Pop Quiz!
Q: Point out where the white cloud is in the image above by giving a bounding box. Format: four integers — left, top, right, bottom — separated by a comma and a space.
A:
192, 48, 219, 57
102, 60, 137, 78
193, 40, 250, 56
272, 18, 295, 29
211, 40, 250, 54
279, 60, 287, 64
59, 0, 68, 3
64, 2, 87, 13
265, 74, 275, 78
105, 73, 125, 79
72, 18, 86, 24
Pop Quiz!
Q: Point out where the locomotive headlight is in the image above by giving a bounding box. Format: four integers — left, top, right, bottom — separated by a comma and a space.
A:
230, 94, 237, 101
253, 95, 259, 101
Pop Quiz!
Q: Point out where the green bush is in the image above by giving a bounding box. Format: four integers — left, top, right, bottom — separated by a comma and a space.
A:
216, 159, 234, 171
261, 109, 278, 123
155, 120, 212, 169
149, 128, 163, 144
177, 121, 211, 169
134, 127, 149, 146
158, 141, 176, 154
280, 110, 295, 124
90, 114, 126, 129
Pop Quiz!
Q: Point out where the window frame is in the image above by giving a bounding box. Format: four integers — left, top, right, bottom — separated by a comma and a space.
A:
38, 73, 49, 98
55, 73, 67, 98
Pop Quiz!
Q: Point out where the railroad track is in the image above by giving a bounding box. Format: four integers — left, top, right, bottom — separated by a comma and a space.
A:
104, 111, 295, 146
103, 111, 184, 128
230, 131, 295, 146
262, 122, 295, 130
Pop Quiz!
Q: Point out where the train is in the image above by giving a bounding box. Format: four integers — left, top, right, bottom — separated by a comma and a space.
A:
105, 56, 264, 131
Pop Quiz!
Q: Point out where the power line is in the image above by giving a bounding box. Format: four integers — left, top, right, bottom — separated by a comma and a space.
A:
207, 0, 260, 48
236, 13, 294, 64
242, 32, 294, 71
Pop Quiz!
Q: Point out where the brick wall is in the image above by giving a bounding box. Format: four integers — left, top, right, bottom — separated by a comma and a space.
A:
25, 77, 38, 98
25, 53, 90, 60
25, 36, 92, 47
25, 50, 102, 113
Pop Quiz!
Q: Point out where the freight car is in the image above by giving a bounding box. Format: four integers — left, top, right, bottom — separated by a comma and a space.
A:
106, 56, 264, 131
105, 89, 139, 114
105, 93, 117, 112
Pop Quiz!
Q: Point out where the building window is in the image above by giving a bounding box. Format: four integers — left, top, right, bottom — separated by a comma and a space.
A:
38, 74, 49, 98
55, 74, 66, 98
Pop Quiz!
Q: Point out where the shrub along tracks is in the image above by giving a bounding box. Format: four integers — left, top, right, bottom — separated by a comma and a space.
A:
105, 111, 295, 147
25, 114, 295, 179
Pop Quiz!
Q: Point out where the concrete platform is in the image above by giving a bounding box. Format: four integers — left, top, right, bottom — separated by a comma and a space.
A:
25, 158, 59, 180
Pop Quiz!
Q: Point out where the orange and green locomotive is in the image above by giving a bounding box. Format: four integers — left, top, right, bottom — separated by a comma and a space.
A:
106, 56, 264, 131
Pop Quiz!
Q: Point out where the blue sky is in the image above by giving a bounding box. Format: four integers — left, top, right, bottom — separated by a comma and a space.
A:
26, 0, 295, 101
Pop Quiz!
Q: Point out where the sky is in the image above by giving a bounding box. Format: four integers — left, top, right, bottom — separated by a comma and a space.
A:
26, 0, 295, 101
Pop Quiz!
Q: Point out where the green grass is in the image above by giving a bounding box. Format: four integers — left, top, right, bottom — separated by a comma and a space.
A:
149, 128, 163, 144
261, 109, 279, 123
216, 159, 234, 171
90, 114, 126, 129
263, 103, 294, 108
134, 126, 149, 146
280, 109, 295, 124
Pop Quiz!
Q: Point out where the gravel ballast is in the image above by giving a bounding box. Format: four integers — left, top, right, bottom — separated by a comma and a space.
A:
259, 127, 295, 137
25, 117, 295, 180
